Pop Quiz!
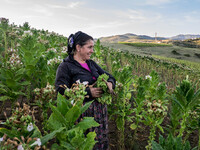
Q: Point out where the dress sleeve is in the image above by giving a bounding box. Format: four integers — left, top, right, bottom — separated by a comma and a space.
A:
55, 64, 72, 95
93, 61, 116, 89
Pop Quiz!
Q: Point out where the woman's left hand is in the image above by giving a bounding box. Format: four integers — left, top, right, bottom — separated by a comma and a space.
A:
106, 82, 114, 94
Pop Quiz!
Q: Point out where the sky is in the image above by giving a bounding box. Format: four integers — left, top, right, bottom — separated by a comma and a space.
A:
0, 0, 200, 38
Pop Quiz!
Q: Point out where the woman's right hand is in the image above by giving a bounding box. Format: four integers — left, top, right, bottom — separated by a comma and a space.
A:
90, 87, 103, 98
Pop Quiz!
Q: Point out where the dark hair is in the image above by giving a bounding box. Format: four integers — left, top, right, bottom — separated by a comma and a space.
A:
67, 31, 93, 55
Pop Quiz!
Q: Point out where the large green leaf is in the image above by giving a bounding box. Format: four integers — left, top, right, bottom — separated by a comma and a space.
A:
24, 51, 33, 65
12, 91, 27, 96
50, 104, 67, 127
65, 105, 80, 127
152, 141, 164, 150
74, 117, 99, 131
57, 93, 70, 116
81, 101, 93, 114
60, 141, 76, 150
81, 132, 97, 150
6, 79, 20, 90
116, 117, 124, 130
0, 128, 20, 138
68, 128, 85, 148
0, 95, 12, 101
188, 89, 200, 109
50, 143, 64, 150
41, 127, 65, 145
172, 95, 185, 111
0, 87, 7, 94
48, 114, 63, 131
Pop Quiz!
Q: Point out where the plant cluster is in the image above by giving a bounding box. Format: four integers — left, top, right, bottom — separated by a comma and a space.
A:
96, 73, 112, 105
0, 103, 43, 150
46, 82, 99, 149
63, 80, 88, 106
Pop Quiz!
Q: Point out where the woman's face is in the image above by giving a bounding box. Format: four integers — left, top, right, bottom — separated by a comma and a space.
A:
78, 39, 94, 61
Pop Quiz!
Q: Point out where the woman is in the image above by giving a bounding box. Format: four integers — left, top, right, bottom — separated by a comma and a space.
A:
55, 31, 116, 149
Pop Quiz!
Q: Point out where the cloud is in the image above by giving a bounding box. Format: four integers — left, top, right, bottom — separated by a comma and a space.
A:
67, 14, 88, 20
3, 0, 24, 4
29, 4, 53, 17
144, 0, 174, 5
68, 2, 83, 8
184, 15, 200, 23
114, 9, 162, 23
46, 1, 84, 9
46, 4, 68, 9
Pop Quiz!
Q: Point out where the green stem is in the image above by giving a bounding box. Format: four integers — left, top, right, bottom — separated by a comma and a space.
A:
146, 125, 156, 150
178, 113, 187, 137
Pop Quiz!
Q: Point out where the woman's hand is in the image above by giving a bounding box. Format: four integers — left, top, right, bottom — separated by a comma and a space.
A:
90, 87, 103, 98
106, 82, 114, 94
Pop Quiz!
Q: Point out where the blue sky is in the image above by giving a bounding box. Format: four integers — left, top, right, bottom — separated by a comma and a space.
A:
0, 0, 200, 38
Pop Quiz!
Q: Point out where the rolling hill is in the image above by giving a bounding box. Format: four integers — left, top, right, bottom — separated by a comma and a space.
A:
99, 33, 200, 43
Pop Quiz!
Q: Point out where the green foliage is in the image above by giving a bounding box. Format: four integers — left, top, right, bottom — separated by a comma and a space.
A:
96, 73, 112, 105
152, 134, 198, 150
170, 76, 200, 137
0, 103, 43, 149
131, 70, 168, 150
0, 67, 28, 110
47, 83, 99, 150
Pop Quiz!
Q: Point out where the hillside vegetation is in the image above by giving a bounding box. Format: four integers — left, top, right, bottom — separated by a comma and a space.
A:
101, 42, 200, 63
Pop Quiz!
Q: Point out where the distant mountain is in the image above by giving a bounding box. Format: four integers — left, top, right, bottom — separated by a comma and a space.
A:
99, 33, 200, 43
170, 34, 200, 40
99, 33, 167, 43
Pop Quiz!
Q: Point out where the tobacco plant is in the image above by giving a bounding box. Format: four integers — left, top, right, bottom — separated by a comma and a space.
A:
47, 81, 99, 149
0, 67, 29, 114
0, 103, 43, 150
170, 76, 200, 142
131, 70, 168, 150
152, 134, 198, 150
33, 83, 57, 133
107, 50, 134, 149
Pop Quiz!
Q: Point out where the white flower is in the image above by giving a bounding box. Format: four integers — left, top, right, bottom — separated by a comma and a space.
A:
27, 123, 34, 132
47, 60, 51, 65
17, 145, 24, 150
24, 31, 31, 34
113, 61, 117, 64
71, 100, 74, 105
0, 136, 3, 142
30, 138, 41, 147
76, 79, 80, 84
82, 81, 89, 85
145, 75, 152, 80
